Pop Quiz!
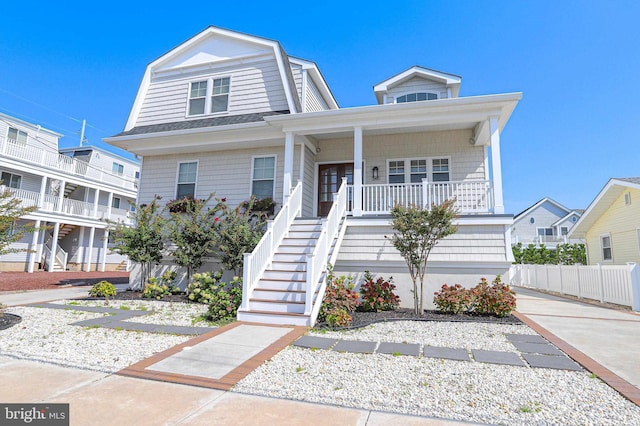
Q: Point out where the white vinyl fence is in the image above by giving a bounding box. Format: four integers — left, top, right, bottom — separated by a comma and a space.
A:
509, 263, 640, 312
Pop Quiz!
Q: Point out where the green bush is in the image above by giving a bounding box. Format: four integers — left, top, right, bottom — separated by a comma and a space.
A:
89, 280, 117, 298
359, 271, 400, 312
187, 271, 224, 304
142, 278, 172, 300
319, 268, 360, 327
433, 283, 473, 314
160, 270, 181, 294
470, 275, 516, 317
204, 276, 243, 322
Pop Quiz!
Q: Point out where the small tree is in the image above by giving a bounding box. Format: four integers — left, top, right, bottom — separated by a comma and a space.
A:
165, 195, 222, 281
108, 196, 165, 290
0, 185, 38, 255
387, 199, 458, 315
214, 197, 268, 275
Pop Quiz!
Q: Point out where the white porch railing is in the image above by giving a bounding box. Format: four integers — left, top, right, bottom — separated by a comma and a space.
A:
307, 178, 348, 323
348, 180, 493, 215
43, 237, 68, 271
510, 263, 640, 311
0, 136, 138, 191
241, 182, 303, 311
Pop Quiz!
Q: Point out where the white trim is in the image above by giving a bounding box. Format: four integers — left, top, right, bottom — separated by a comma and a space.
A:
301, 68, 308, 112
250, 154, 277, 199
637, 228, 640, 256
0, 170, 23, 189
314, 160, 360, 216
600, 233, 613, 262
175, 160, 199, 199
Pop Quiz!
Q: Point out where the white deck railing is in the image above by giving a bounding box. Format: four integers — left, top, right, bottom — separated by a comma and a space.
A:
510, 263, 640, 311
241, 182, 303, 311
43, 237, 68, 271
307, 178, 348, 322
1, 185, 132, 223
348, 180, 493, 215
0, 136, 138, 191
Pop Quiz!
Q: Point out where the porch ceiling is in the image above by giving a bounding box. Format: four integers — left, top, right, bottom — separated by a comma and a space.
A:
309, 121, 475, 140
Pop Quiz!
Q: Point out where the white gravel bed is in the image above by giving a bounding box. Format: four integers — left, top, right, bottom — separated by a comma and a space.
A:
311, 321, 538, 351
234, 346, 640, 426
53, 299, 210, 327
0, 306, 190, 373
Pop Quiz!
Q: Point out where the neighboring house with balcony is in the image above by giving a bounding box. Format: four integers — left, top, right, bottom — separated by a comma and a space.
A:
105, 26, 521, 325
568, 178, 640, 265
511, 197, 583, 248
0, 112, 139, 272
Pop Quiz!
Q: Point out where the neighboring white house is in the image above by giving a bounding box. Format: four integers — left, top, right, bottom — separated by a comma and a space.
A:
0, 112, 139, 272
105, 26, 521, 325
511, 197, 583, 247
569, 178, 640, 265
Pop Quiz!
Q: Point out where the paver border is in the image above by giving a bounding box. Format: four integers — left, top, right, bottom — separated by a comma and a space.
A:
117, 321, 307, 390
513, 311, 640, 406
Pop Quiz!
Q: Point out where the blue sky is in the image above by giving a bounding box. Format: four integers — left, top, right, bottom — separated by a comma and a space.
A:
1, 1, 638, 215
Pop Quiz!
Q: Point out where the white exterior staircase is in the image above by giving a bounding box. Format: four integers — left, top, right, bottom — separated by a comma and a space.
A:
238, 179, 348, 326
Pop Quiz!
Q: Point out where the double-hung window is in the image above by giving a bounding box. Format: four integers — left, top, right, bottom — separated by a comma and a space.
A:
1, 172, 22, 189
112, 197, 121, 209
7, 127, 28, 145
432, 158, 450, 182
388, 160, 405, 184
176, 162, 197, 199
188, 77, 230, 116
537, 228, 554, 241
601, 235, 612, 261
112, 162, 124, 176
388, 157, 449, 184
251, 156, 275, 198
410, 159, 427, 183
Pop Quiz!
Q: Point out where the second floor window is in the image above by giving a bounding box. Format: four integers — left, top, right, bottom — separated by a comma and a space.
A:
112, 162, 124, 175
397, 92, 438, 103
1, 172, 22, 189
112, 197, 121, 209
188, 77, 230, 116
176, 162, 197, 199
7, 127, 28, 145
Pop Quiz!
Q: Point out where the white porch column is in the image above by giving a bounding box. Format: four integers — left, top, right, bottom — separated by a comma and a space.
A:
27, 220, 41, 273
100, 229, 109, 272
78, 226, 86, 267
92, 189, 100, 218
38, 176, 47, 208
107, 192, 114, 220
56, 180, 66, 212
86, 227, 95, 272
48, 222, 60, 272
353, 126, 363, 216
489, 117, 505, 214
298, 143, 305, 182
283, 131, 294, 197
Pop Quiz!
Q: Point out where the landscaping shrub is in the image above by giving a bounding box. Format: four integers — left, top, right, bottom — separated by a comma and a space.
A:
160, 270, 181, 294
187, 271, 224, 304
89, 280, 116, 298
142, 278, 172, 300
359, 271, 400, 312
470, 275, 516, 317
433, 283, 473, 314
204, 276, 243, 322
318, 269, 360, 327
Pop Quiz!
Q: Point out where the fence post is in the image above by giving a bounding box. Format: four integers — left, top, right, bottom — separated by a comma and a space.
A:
558, 264, 563, 295
545, 265, 550, 291
576, 264, 582, 299
628, 263, 640, 312
598, 263, 605, 303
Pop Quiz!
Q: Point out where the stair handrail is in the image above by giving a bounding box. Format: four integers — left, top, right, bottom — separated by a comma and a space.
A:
44, 235, 68, 271
241, 182, 303, 311
306, 178, 348, 322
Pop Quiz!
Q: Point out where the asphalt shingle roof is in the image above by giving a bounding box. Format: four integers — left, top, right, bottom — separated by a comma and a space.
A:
113, 110, 290, 137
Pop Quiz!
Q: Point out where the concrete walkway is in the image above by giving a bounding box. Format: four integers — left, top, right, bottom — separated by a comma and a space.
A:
0, 286, 91, 306
514, 286, 640, 403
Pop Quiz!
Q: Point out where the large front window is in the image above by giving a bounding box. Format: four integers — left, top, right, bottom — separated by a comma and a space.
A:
1, 172, 22, 189
176, 162, 197, 199
387, 157, 449, 184
7, 127, 27, 145
251, 156, 275, 198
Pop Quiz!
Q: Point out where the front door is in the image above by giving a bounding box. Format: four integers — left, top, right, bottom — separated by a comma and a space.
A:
318, 163, 353, 216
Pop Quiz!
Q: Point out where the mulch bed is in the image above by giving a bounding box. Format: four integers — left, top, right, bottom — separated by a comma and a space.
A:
0, 271, 130, 292
109, 290, 190, 303
0, 313, 22, 330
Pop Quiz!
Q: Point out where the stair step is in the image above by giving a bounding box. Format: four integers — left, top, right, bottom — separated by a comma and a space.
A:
236, 309, 311, 326
252, 289, 308, 302
286, 231, 322, 239
262, 270, 307, 281
277, 245, 315, 254
249, 300, 306, 313
272, 253, 308, 263
269, 261, 307, 272
257, 280, 306, 291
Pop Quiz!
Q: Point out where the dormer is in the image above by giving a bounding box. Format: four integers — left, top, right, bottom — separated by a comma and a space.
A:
373, 66, 462, 105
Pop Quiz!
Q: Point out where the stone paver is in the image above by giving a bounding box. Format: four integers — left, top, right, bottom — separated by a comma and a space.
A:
505, 333, 549, 344
423, 346, 470, 362
377, 342, 421, 356
511, 341, 565, 356
293, 335, 338, 349
471, 349, 526, 366
332, 340, 378, 354
523, 353, 583, 371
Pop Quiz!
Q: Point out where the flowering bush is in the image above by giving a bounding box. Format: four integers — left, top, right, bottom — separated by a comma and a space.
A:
142, 278, 172, 300
318, 268, 360, 327
205, 276, 243, 322
433, 283, 473, 314
89, 280, 116, 298
359, 271, 400, 312
470, 275, 516, 317
187, 271, 224, 304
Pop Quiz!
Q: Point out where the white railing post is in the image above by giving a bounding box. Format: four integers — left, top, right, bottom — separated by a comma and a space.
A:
628, 263, 640, 312
558, 264, 563, 294
598, 263, 605, 303
241, 253, 252, 311
421, 179, 429, 209
305, 254, 314, 315
576, 264, 582, 299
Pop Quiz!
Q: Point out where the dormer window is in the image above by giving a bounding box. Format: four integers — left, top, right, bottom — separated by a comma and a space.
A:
188, 77, 231, 116
397, 92, 438, 103
7, 127, 28, 145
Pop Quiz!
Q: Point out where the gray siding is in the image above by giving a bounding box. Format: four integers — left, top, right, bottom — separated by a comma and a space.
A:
386, 76, 449, 103
136, 58, 290, 127
290, 63, 303, 100
302, 146, 316, 216
513, 202, 569, 243
305, 78, 329, 112
0, 167, 42, 192
0, 119, 59, 152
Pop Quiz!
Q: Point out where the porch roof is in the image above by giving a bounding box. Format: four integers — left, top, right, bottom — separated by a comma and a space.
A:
264, 92, 521, 145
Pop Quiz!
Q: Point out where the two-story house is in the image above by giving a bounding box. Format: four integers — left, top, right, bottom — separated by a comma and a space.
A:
0, 112, 138, 272
511, 197, 583, 248
106, 26, 521, 325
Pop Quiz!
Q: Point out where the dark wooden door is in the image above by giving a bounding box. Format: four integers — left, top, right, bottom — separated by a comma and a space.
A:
318, 163, 353, 216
